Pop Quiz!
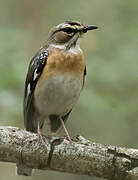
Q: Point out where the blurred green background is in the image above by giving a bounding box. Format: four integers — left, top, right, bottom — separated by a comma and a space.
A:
0, 0, 138, 180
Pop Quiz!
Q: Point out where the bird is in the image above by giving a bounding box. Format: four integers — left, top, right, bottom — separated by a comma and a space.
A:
17, 21, 98, 176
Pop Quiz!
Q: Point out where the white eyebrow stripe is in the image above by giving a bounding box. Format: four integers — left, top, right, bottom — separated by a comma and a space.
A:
56, 23, 70, 29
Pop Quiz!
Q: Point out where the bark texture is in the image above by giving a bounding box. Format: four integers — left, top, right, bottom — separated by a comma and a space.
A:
0, 126, 138, 180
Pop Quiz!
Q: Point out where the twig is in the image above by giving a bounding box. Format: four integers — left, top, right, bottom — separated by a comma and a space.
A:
0, 126, 138, 180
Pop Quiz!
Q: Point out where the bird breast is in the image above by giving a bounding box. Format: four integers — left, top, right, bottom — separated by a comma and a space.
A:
34, 49, 85, 116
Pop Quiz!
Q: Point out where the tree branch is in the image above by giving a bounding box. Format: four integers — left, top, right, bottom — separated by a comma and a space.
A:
0, 126, 138, 179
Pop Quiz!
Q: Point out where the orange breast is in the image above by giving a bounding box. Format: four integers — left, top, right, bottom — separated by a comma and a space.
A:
37, 49, 85, 87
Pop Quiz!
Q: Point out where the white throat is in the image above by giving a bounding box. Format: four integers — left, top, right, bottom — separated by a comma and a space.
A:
50, 39, 82, 55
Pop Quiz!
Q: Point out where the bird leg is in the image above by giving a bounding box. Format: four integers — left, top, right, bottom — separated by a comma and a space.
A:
37, 120, 47, 146
59, 116, 72, 142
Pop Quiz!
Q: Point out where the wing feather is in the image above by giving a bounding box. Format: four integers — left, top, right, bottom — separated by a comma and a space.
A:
82, 65, 86, 87
23, 49, 49, 132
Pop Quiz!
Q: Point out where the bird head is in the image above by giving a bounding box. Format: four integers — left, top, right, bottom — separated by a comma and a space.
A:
48, 21, 98, 50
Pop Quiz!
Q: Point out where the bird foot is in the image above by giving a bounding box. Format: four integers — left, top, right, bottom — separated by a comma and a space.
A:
37, 132, 47, 147
63, 135, 72, 143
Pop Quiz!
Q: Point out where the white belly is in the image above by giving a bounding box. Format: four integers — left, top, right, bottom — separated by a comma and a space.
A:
34, 73, 82, 116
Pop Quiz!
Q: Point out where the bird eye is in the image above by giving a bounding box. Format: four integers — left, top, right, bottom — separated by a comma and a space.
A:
62, 28, 76, 34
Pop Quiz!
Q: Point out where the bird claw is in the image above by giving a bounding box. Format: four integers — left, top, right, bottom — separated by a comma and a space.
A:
37, 132, 47, 147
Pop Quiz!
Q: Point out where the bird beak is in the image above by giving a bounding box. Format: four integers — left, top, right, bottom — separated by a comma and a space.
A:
80, 25, 98, 33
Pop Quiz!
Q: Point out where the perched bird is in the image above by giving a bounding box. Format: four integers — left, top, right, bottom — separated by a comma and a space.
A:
17, 21, 98, 176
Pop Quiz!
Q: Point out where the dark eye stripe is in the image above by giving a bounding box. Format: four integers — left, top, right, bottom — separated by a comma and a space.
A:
62, 27, 77, 34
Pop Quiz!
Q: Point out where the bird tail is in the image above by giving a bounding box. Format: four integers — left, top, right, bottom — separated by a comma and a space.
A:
16, 164, 33, 176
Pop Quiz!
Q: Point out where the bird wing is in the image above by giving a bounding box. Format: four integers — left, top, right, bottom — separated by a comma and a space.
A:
23, 48, 49, 132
